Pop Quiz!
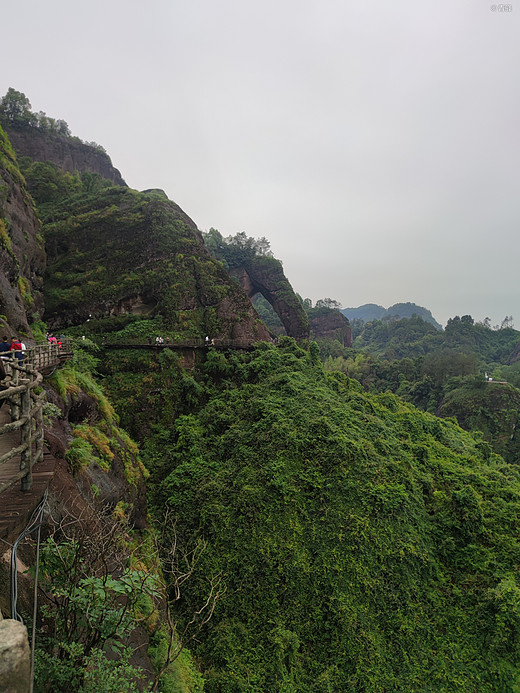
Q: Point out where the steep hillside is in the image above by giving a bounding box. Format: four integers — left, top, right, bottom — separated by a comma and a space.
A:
22, 175, 270, 342
128, 340, 520, 692
0, 124, 45, 335
0, 123, 202, 691
4, 95, 520, 693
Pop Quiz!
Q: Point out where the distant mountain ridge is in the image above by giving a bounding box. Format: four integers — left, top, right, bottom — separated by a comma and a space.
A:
342, 302, 442, 329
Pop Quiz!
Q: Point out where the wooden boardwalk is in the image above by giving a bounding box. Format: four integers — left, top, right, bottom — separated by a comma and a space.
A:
0, 403, 55, 542
103, 340, 258, 350
0, 453, 54, 541
0, 353, 59, 543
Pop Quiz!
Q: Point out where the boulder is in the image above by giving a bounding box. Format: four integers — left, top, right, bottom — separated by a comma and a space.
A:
0, 618, 31, 693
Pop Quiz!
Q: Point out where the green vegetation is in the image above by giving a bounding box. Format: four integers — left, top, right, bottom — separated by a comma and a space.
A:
7, 102, 520, 690
34, 532, 158, 692
439, 380, 520, 464
0, 117, 27, 189
0, 88, 108, 150
49, 340, 149, 485
318, 315, 520, 464
352, 314, 518, 362
202, 228, 274, 270
99, 339, 520, 691
19, 167, 261, 340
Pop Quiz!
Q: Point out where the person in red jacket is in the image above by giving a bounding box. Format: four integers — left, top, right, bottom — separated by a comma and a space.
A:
10, 337, 24, 363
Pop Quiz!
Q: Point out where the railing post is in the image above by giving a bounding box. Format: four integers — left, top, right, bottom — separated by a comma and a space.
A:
20, 381, 32, 492
9, 358, 20, 420
34, 390, 44, 467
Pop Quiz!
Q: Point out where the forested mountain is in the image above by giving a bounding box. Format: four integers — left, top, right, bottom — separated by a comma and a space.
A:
322, 315, 520, 465
3, 89, 520, 692
353, 313, 518, 362
342, 301, 442, 329
0, 86, 125, 185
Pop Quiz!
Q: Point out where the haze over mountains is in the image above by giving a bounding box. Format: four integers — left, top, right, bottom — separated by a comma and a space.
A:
3, 0, 519, 327
342, 302, 442, 329
1, 89, 520, 692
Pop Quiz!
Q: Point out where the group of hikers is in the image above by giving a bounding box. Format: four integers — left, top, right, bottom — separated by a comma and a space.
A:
149, 336, 171, 345
146, 335, 216, 346
0, 335, 25, 362
45, 332, 65, 347
0, 335, 26, 381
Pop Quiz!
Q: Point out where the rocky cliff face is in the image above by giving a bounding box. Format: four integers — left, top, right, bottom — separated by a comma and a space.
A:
509, 340, 520, 364
0, 125, 45, 336
4, 125, 126, 186
231, 256, 309, 340
309, 308, 352, 346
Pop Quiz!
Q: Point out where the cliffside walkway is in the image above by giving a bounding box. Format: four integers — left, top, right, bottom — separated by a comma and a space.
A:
0, 341, 73, 540
102, 338, 261, 350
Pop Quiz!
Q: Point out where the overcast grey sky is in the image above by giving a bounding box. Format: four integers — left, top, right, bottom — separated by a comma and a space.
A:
2, 0, 519, 326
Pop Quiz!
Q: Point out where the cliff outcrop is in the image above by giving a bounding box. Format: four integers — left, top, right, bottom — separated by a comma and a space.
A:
41, 185, 270, 343
509, 340, 520, 364
230, 256, 309, 340
0, 125, 45, 336
2, 117, 272, 345
4, 124, 126, 186
308, 307, 352, 346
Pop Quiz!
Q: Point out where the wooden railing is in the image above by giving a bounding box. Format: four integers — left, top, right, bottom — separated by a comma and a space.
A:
0, 339, 73, 494
24, 338, 73, 371
0, 360, 44, 494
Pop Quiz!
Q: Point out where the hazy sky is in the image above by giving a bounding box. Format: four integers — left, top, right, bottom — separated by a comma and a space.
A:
2, 0, 519, 326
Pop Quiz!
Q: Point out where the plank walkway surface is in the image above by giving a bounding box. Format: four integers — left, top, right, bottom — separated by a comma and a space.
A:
0, 402, 55, 542
0, 345, 73, 545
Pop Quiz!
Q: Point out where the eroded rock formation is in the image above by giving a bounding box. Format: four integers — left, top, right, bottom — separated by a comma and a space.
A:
508, 340, 520, 364
41, 187, 271, 343
231, 257, 309, 341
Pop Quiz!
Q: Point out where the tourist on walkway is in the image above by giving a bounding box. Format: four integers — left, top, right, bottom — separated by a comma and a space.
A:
0, 336, 10, 360
10, 337, 24, 363
0, 336, 10, 376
